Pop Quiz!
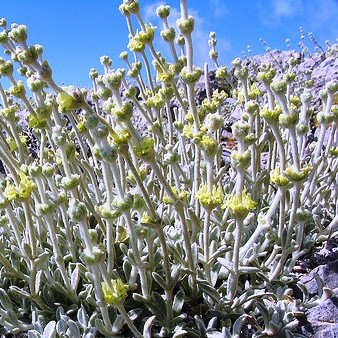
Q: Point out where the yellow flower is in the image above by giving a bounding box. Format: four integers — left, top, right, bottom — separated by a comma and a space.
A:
260, 105, 282, 124
196, 184, 223, 210
102, 278, 129, 305
56, 86, 82, 113
6, 137, 17, 152
223, 191, 256, 220
270, 167, 290, 187
4, 181, 17, 201
4, 172, 35, 201
200, 135, 218, 157
17, 172, 36, 199
140, 212, 153, 224
183, 123, 194, 138
133, 137, 154, 161
284, 165, 312, 182
163, 186, 189, 205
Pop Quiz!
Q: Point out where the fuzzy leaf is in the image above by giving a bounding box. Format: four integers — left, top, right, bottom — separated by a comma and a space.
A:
152, 271, 166, 289
66, 320, 81, 337
71, 265, 80, 291
147, 292, 167, 321
233, 314, 249, 335
217, 258, 233, 272
0, 288, 12, 310
207, 317, 218, 330
173, 289, 185, 314
123, 260, 132, 280
143, 315, 156, 338
28, 331, 42, 338
42, 321, 56, 338
171, 264, 181, 287
95, 318, 109, 336
9, 286, 31, 298
173, 330, 189, 338
194, 315, 206, 334
77, 305, 88, 328
35, 270, 43, 294
56, 319, 67, 335
198, 281, 221, 302
112, 315, 125, 333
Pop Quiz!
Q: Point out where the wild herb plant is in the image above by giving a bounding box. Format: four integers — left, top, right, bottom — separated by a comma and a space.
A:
0, 0, 337, 337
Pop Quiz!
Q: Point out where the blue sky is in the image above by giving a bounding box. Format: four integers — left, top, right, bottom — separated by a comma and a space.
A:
1, 0, 337, 88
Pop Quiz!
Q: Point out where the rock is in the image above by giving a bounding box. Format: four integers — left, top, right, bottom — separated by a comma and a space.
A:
302, 297, 338, 337
300, 259, 338, 295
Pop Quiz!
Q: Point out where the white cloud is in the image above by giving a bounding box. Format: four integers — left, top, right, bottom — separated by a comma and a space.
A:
209, 0, 229, 18
273, 0, 299, 17
257, 0, 303, 26
142, 1, 230, 67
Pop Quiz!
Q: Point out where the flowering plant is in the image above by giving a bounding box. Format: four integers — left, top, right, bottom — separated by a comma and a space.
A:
0, 1, 336, 336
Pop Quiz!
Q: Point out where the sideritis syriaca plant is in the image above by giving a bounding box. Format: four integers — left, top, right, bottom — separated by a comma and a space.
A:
0, 1, 337, 337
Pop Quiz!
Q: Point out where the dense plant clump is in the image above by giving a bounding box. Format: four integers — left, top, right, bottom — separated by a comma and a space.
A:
0, 1, 337, 337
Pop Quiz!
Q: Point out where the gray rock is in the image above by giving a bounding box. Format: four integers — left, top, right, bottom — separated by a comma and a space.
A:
300, 259, 338, 295
302, 297, 338, 338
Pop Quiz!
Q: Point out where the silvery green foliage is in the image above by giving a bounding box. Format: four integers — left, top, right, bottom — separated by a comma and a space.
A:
0, 0, 337, 337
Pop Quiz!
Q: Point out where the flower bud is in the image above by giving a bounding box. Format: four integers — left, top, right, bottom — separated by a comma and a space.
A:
176, 34, 185, 46
29, 163, 42, 177
232, 57, 242, 68
245, 100, 259, 115
279, 111, 298, 129
100, 55, 112, 68
232, 121, 250, 139
68, 198, 87, 221
234, 67, 248, 80
111, 101, 133, 122
37, 203, 55, 216
215, 66, 227, 80
0, 60, 13, 77
61, 175, 80, 190
326, 80, 338, 94
270, 167, 290, 187
180, 66, 202, 84
177, 16, 194, 35
9, 80, 25, 98
260, 105, 282, 124
133, 137, 155, 161
42, 163, 55, 177
89, 68, 98, 80
200, 135, 218, 157
317, 111, 334, 125
271, 80, 287, 95
231, 150, 251, 169
112, 194, 133, 212
8, 24, 27, 43
120, 51, 128, 61
204, 113, 224, 132
0, 18, 7, 28
56, 86, 83, 113
125, 86, 137, 99
157, 5, 170, 19
161, 28, 175, 42
27, 76, 44, 92
83, 245, 105, 264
